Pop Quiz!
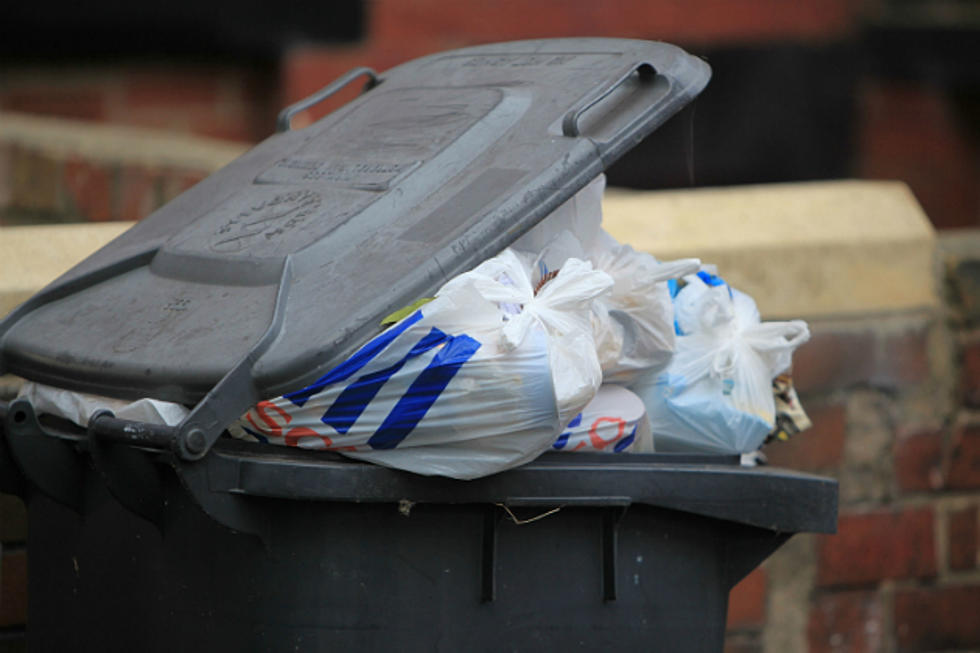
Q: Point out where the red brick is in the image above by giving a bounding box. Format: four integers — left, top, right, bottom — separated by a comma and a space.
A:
0, 548, 27, 627
858, 81, 980, 229
184, 112, 259, 143
946, 421, 980, 489
808, 590, 885, 653
0, 142, 10, 208
948, 505, 978, 571
370, 0, 858, 48
793, 321, 931, 394
874, 328, 930, 388
764, 403, 846, 471
1, 86, 106, 122
961, 335, 980, 406
122, 70, 222, 111
724, 633, 762, 653
116, 166, 159, 222
727, 567, 766, 629
159, 170, 207, 205
894, 585, 980, 652
817, 508, 936, 587
951, 265, 980, 327
793, 328, 875, 394
893, 428, 944, 492
63, 157, 115, 222
279, 46, 400, 124
9, 147, 61, 213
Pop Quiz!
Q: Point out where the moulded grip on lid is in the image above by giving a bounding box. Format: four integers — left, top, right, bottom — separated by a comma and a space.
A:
562, 61, 657, 137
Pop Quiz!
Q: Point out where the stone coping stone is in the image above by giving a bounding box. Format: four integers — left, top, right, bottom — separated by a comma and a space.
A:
1, 180, 937, 321
0, 222, 131, 316
0, 111, 247, 172
602, 180, 937, 319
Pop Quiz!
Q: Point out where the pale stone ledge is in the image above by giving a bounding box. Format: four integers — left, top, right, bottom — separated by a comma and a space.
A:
0, 222, 131, 316
1, 180, 937, 321
603, 180, 937, 319
0, 111, 248, 173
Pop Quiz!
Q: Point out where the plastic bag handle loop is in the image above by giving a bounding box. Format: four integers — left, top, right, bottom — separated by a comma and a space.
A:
746, 320, 811, 351
562, 62, 657, 137
647, 258, 701, 283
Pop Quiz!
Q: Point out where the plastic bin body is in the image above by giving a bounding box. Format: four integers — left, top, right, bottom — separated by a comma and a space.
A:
25, 488, 754, 651
2, 409, 836, 652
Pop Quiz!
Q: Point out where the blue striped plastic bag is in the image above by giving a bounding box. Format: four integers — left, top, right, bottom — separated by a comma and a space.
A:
230, 248, 613, 479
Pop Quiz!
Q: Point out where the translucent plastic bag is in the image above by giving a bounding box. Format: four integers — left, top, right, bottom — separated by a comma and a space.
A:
631, 272, 810, 455
513, 174, 605, 269
17, 381, 188, 427
514, 174, 699, 384
590, 231, 700, 384
231, 248, 612, 479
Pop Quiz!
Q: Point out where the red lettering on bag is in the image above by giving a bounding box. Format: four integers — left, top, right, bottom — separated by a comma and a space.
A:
589, 416, 625, 450
253, 400, 291, 436
284, 426, 332, 448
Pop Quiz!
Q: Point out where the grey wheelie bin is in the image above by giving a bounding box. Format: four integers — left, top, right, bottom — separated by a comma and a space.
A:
0, 38, 837, 652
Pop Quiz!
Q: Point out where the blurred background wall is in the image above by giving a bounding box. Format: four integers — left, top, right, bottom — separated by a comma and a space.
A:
1, 0, 977, 228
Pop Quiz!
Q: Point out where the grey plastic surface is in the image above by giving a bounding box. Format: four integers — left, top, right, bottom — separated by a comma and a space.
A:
0, 39, 710, 444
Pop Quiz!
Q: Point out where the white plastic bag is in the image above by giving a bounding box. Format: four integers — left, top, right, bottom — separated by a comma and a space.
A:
231, 248, 612, 479
17, 381, 189, 427
589, 231, 700, 383
515, 174, 699, 384
631, 272, 810, 455
513, 174, 605, 271
451, 249, 613, 425
550, 384, 653, 453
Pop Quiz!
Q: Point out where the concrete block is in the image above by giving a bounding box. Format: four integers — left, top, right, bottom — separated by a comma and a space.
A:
1, 181, 939, 326
0, 111, 246, 172
602, 180, 937, 319
0, 222, 132, 316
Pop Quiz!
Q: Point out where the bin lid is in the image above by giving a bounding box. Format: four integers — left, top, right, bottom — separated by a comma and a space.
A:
0, 39, 710, 429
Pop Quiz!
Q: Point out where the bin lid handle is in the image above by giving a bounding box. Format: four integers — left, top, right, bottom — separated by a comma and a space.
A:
276, 67, 380, 132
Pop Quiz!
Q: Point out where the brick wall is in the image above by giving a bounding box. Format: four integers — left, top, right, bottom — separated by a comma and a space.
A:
0, 65, 277, 143
3, 1, 977, 229
722, 237, 980, 652
0, 113, 245, 226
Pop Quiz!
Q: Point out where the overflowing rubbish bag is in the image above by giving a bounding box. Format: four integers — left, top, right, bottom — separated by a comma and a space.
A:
589, 233, 700, 384
229, 248, 613, 479
12, 169, 813, 477
631, 271, 810, 455
514, 175, 700, 384
216, 175, 812, 469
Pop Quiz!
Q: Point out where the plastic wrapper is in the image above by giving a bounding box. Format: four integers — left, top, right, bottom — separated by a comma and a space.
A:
765, 374, 812, 444
17, 381, 188, 427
